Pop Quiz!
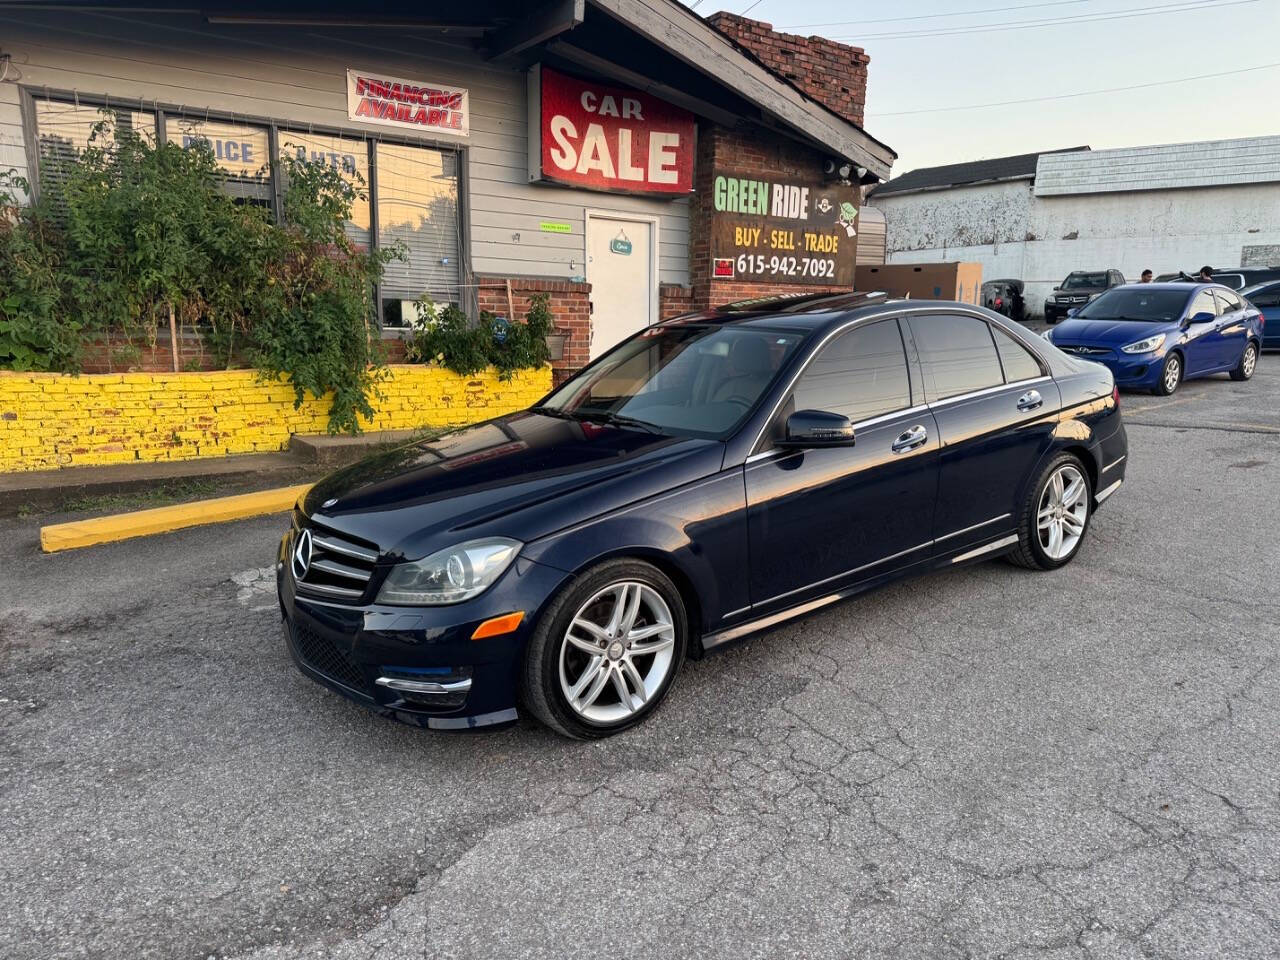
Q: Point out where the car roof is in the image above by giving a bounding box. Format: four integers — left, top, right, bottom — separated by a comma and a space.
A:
1241, 279, 1280, 294
1111, 282, 1209, 292
662, 291, 1027, 337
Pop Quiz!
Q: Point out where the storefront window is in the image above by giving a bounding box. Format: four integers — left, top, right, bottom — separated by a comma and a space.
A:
278, 131, 372, 248
376, 142, 461, 326
32, 99, 156, 200
166, 116, 271, 205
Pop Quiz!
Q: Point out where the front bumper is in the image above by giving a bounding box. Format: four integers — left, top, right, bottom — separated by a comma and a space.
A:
1055, 344, 1164, 390
277, 532, 567, 729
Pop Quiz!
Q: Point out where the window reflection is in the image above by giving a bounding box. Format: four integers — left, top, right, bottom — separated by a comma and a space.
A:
167, 116, 270, 204
279, 131, 371, 247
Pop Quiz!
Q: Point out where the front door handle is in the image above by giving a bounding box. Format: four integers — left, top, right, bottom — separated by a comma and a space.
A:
891, 424, 928, 453
1017, 389, 1043, 411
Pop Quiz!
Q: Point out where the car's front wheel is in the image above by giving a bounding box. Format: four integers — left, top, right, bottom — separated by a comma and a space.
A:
1230, 341, 1258, 381
521, 559, 687, 739
1008, 453, 1092, 570
1154, 351, 1182, 396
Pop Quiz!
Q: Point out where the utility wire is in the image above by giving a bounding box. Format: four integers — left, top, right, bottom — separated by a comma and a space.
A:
741, 0, 767, 13
781, 0, 1092, 31
827, 0, 1256, 41
871, 60, 1280, 116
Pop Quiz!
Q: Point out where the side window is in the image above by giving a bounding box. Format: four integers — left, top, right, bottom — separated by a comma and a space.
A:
1214, 290, 1242, 313
1188, 291, 1218, 319
992, 326, 1044, 383
791, 319, 911, 423
909, 314, 1006, 400
1250, 290, 1280, 308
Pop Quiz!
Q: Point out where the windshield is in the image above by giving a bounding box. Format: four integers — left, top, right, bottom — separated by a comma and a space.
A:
538, 325, 805, 439
1063, 272, 1107, 289
1076, 288, 1191, 322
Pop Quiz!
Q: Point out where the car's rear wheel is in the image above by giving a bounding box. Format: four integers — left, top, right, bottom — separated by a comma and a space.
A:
1008, 454, 1092, 570
521, 559, 687, 739
1230, 341, 1258, 381
1154, 351, 1182, 396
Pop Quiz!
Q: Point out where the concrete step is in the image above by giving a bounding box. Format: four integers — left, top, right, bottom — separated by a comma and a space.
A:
287, 429, 421, 465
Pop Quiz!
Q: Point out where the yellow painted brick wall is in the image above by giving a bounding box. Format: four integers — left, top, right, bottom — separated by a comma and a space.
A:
0, 365, 552, 472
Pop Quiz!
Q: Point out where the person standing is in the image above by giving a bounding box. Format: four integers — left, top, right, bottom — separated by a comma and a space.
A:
1198, 265, 1214, 282
1140, 269, 1153, 283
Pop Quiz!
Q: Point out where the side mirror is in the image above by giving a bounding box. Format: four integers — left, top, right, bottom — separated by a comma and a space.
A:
778, 409, 855, 448
1066, 307, 1079, 318
1052, 286, 1061, 292
1187, 311, 1215, 326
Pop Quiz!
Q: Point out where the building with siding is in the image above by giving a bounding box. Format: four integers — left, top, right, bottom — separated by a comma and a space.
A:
868, 136, 1280, 318
0, 3, 895, 376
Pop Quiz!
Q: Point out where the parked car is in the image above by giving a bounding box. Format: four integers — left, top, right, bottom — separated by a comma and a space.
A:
278, 292, 1128, 739
1043, 283, 1262, 395
1044, 269, 1125, 323
1240, 279, 1279, 349
982, 278, 1026, 322
1156, 268, 1280, 290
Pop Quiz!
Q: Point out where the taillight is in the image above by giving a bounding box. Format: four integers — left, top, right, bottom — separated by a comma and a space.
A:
995, 297, 1003, 307
1259, 310, 1265, 329
1112, 384, 1120, 408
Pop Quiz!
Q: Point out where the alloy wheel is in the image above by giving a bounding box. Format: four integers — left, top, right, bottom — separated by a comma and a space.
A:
1163, 354, 1181, 393
1243, 344, 1257, 378
558, 581, 677, 725
1037, 464, 1089, 561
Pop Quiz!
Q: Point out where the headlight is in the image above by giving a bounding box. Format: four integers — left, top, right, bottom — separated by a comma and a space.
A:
1120, 333, 1166, 354
376, 537, 521, 605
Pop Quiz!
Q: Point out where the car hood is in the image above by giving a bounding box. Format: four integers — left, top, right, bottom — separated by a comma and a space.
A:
301, 411, 725, 560
1052, 317, 1172, 345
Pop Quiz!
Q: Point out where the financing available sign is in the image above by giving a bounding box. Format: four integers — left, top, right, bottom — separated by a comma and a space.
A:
709, 171, 860, 287
346, 69, 469, 137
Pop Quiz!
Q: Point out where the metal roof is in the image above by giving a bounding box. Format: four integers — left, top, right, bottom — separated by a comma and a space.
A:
869, 146, 1090, 198
1035, 136, 1280, 196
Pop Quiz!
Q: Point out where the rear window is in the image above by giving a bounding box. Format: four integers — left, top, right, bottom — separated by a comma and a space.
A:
908, 314, 1004, 400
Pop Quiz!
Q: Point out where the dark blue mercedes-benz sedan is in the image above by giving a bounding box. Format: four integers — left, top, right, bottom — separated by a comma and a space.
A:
277, 292, 1127, 739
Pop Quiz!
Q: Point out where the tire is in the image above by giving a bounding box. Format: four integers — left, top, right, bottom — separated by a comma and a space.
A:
520, 558, 687, 739
1230, 341, 1258, 381
1154, 351, 1182, 396
1007, 453, 1093, 571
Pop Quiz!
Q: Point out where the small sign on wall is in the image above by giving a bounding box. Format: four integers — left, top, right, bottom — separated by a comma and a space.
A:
347, 69, 469, 137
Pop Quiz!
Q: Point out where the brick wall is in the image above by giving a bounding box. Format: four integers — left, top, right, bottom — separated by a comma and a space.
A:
659, 283, 697, 320
707, 13, 869, 127
0, 365, 551, 472
689, 124, 852, 311
475, 275, 591, 382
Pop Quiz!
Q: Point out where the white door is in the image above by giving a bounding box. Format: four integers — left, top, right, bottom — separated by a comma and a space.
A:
586, 214, 655, 360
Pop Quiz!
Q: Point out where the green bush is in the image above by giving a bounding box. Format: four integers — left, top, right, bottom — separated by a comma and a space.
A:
406, 292, 552, 380
0, 116, 403, 433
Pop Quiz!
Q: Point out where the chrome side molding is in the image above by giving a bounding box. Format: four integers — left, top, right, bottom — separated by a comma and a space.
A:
1095, 478, 1123, 504
950, 534, 1020, 564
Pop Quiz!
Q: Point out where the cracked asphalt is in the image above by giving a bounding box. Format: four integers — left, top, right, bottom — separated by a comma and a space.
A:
2, 361, 1278, 960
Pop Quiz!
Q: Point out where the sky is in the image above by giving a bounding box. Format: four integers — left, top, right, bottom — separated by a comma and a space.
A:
681, 0, 1280, 177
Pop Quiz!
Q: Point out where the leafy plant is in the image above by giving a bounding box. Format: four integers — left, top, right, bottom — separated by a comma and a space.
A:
406, 292, 553, 380
0, 117, 405, 432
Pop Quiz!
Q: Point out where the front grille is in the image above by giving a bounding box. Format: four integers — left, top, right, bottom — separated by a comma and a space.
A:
294, 522, 380, 603
292, 620, 368, 692
1060, 344, 1110, 356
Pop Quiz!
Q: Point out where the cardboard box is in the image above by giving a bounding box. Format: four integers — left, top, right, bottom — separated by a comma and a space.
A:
856, 262, 983, 305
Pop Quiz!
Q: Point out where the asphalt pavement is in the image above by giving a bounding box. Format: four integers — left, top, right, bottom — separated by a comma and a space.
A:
2, 362, 1278, 960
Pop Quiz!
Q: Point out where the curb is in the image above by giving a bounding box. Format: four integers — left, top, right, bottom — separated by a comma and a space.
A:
40, 484, 311, 553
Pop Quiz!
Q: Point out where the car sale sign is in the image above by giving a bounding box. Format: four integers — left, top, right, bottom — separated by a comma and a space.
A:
346, 69, 469, 137
530, 65, 694, 195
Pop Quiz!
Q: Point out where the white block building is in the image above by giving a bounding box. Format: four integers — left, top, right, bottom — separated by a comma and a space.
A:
867, 137, 1280, 317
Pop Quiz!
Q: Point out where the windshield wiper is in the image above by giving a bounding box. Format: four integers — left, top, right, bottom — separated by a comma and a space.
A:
575, 410, 666, 435
529, 405, 576, 420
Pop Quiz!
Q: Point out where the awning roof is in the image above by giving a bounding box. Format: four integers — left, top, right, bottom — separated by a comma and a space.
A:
0, 0, 897, 179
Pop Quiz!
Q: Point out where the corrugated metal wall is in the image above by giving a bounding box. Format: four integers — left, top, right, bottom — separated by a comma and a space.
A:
1035, 136, 1280, 196
0, 10, 691, 285
855, 204, 885, 265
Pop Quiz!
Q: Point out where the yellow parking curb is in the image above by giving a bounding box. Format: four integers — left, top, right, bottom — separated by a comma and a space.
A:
40, 484, 312, 553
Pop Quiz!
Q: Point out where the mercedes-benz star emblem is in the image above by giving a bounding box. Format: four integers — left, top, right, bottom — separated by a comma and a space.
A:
292, 529, 313, 581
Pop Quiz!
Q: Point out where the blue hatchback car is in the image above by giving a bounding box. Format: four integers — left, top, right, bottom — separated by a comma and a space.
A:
1044, 283, 1263, 395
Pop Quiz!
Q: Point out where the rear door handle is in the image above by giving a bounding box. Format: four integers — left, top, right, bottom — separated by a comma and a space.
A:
891, 424, 928, 453
1017, 389, 1043, 411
